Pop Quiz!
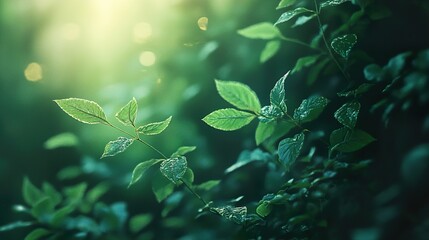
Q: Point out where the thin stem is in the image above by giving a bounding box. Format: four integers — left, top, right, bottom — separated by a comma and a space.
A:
280, 35, 322, 52
181, 179, 209, 206
313, 0, 351, 82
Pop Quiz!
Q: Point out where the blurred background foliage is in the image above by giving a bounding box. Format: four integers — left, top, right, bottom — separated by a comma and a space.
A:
1, 0, 429, 239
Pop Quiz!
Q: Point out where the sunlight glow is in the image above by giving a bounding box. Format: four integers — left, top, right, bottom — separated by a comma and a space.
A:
139, 51, 156, 66
198, 17, 208, 31
61, 23, 80, 40
133, 22, 152, 43
24, 62, 43, 82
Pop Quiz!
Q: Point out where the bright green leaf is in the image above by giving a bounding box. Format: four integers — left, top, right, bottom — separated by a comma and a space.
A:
215, 80, 261, 113
276, 0, 297, 9
63, 182, 87, 205
31, 197, 55, 220
152, 171, 175, 202
320, 0, 351, 8
255, 121, 276, 145
137, 116, 172, 135
292, 14, 316, 28
22, 177, 45, 207
24, 228, 50, 240
115, 97, 138, 127
203, 108, 256, 131
182, 168, 194, 185
54, 98, 108, 125
237, 22, 281, 40
270, 72, 289, 112
292, 55, 320, 74
331, 34, 357, 59
330, 127, 376, 152
334, 101, 360, 129
260, 40, 281, 63
258, 105, 284, 123
101, 137, 134, 158
278, 132, 305, 169
256, 202, 272, 217
41, 183, 61, 207
212, 206, 247, 224
275, 7, 315, 25
51, 205, 75, 226
171, 146, 197, 158
293, 96, 329, 123
195, 180, 221, 191
86, 182, 110, 203
129, 159, 163, 188
44, 132, 78, 149
0, 221, 33, 232
160, 157, 187, 184
129, 214, 153, 233
57, 166, 82, 180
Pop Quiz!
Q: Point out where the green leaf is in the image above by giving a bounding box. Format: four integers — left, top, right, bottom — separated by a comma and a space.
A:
293, 96, 329, 123
203, 108, 256, 131
195, 180, 221, 191
330, 127, 375, 152
258, 105, 284, 123
385, 51, 412, 77
276, 0, 297, 9
334, 101, 360, 129
160, 157, 187, 184
182, 168, 194, 185
270, 72, 288, 112
212, 206, 247, 224
171, 146, 197, 158
51, 205, 75, 226
320, 0, 351, 8
0, 221, 33, 232
363, 64, 383, 81
86, 182, 110, 203
278, 132, 305, 169
331, 34, 357, 59
225, 148, 272, 173
275, 7, 315, 25
237, 22, 281, 40
292, 14, 316, 28
42, 183, 61, 207
54, 98, 108, 125
255, 121, 276, 145
337, 83, 374, 97
152, 171, 175, 202
101, 137, 134, 158
57, 166, 82, 180
215, 80, 261, 113
31, 197, 55, 220
24, 228, 50, 240
63, 182, 87, 205
256, 202, 272, 217
44, 132, 78, 149
260, 40, 281, 63
22, 177, 45, 207
129, 214, 153, 233
292, 55, 320, 74
115, 97, 138, 126
129, 159, 163, 188
137, 116, 172, 135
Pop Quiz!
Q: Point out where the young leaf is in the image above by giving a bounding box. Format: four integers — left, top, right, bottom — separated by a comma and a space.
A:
270, 72, 289, 112
44, 132, 78, 149
215, 80, 261, 113
115, 97, 138, 127
278, 132, 305, 169
293, 96, 329, 123
277, 0, 297, 9
129, 214, 153, 233
320, 0, 351, 8
255, 121, 276, 145
31, 197, 55, 220
63, 182, 87, 205
0, 221, 33, 232
291, 55, 320, 74
258, 105, 284, 123
203, 108, 256, 131
86, 182, 109, 203
256, 202, 272, 217
160, 157, 187, 184
331, 34, 357, 59
292, 14, 316, 28
101, 137, 134, 158
137, 116, 172, 135
128, 159, 164, 188
275, 7, 315, 25
171, 146, 197, 158
211, 206, 247, 224
334, 101, 360, 129
152, 171, 175, 202
260, 40, 281, 63
54, 98, 108, 125
22, 177, 45, 207
51, 205, 75, 226
24, 228, 51, 240
237, 22, 281, 40
330, 127, 375, 152
195, 180, 221, 191
225, 148, 272, 174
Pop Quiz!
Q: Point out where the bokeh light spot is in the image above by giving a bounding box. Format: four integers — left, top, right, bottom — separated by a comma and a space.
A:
61, 23, 80, 41
198, 17, 208, 31
133, 22, 152, 43
24, 62, 43, 82
139, 51, 156, 66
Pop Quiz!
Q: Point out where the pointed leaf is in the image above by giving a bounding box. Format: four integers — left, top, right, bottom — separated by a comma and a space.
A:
31, 197, 55, 220
337, 83, 374, 97
196, 180, 221, 191
256, 202, 272, 217
292, 55, 320, 74
137, 116, 172, 135
255, 121, 276, 145
63, 182, 87, 205
115, 97, 138, 126
215, 80, 261, 113
152, 171, 175, 202
292, 14, 316, 28
237, 22, 281, 40
293, 96, 329, 123
129, 214, 153, 233
270, 72, 289, 112
171, 146, 197, 158
128, 159, 164, 187
258, 105, 284, 123
22, 177, 45, 207
278, 132, 305, 169
24, 228, 50, 240
44, 132, 78, 149
0, 221, 33, 232
182, 168, 194, 185
101, 137, 134, 158
330, 127, 375, 152
320, 0, 351, 8
275, 7, 315, 25
203, 108, 256, 131
277, 0, 297, 9
51, 205, 75, 226
260, 40, 281, 63
212, 205, 247, 224
160, 156, 187, 184
331, 34, 357, 59
334, 101, 360, 129
225, 148, 272, 173
54, 98, 108, 125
